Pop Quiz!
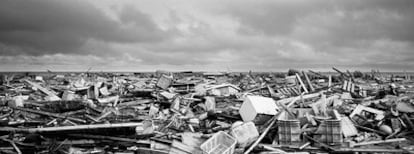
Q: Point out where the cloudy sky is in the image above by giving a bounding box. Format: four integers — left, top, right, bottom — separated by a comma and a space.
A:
0, 0, 413, 72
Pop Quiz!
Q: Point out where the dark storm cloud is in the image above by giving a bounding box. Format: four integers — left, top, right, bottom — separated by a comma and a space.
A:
225, 0, 414, 43
1, 0, 414, 71
0, 0, 165, 55
217, 0, 414, 71
224, 0, 329, 36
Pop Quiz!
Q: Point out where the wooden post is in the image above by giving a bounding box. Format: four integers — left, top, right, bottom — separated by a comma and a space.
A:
347, 79, 352, 92
328, 75, 332, 88
343, 80, 348, 90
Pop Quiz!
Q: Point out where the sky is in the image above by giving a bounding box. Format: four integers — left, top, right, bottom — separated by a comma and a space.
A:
0, 0, 413, 72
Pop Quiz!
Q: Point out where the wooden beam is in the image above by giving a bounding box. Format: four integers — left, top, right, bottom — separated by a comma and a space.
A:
296, 73, 309, 93
303, 71, 315, 92
303, 133, 336, 152
11, 107, 86, 123
332, 67, 349, 78
68, 134, 150, 144
0, 122, 143, 134
328, 75, 332, 88
23, 79, 60, 100
350, 138, 406, 147
276, 92, 321, 105
244, 111, 284, 154
337, 148, 405, 153
0, 138, 22, 154
308, 70, 327, 79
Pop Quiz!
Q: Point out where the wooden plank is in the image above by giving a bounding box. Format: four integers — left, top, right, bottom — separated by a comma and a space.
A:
0, 122, 143, 133
11, 106, 86, 123
337, 148, 404, 153
308, 70, 327, 78
0, 138, 22, 154
276, 93, 321, 105
68, 134, 150, 144
267, 85, 277, 97
287, 88, 294, 95
279, 88, 288, 95
267, 143, 405, 153
41, 139, 96, 146
341, 116, 358, 137
244, 111, 284, 154
347, 79, 352, 91
355, 125, 387, 136
332, 67, 349, 78
303, 71, 314, 92
296, 73, 309, 93
303, 133, 336, 152
350, 138, 406, 147
289, 87, 299, 95
328, 75, 332, 88
350, 83, 355, 93
342, 80, 348, 90
23, 79, 61, 100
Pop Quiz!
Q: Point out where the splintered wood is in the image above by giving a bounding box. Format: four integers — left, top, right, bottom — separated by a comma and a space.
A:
0, 69, 414, 153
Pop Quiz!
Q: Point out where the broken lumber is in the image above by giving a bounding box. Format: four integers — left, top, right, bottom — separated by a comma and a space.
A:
0, 138, 22, 154
68, 134, 151, 145
244, 111, 283, 154
303, 71, 314, 92
349, 138, 407, 147
0, 122, 143, 134
308, 70, 328, 79
23, 79, 61, 100
296, 73, 309, 93
332, 67, 350, 79
11, 107, 86, 123
276, 92, 321, 105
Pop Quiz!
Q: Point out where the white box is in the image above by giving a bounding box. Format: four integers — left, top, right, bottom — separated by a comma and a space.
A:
239, 95, 279, 122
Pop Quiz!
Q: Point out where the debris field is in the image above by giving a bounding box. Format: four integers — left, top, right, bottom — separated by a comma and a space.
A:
1, 68, 414, 154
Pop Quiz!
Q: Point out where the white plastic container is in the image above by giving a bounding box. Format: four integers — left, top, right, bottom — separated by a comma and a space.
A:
200, 131, 236, 154
230, 121, 259, 148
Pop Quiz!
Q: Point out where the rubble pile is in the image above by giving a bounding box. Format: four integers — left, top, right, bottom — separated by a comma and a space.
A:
1, 68, 414, 154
